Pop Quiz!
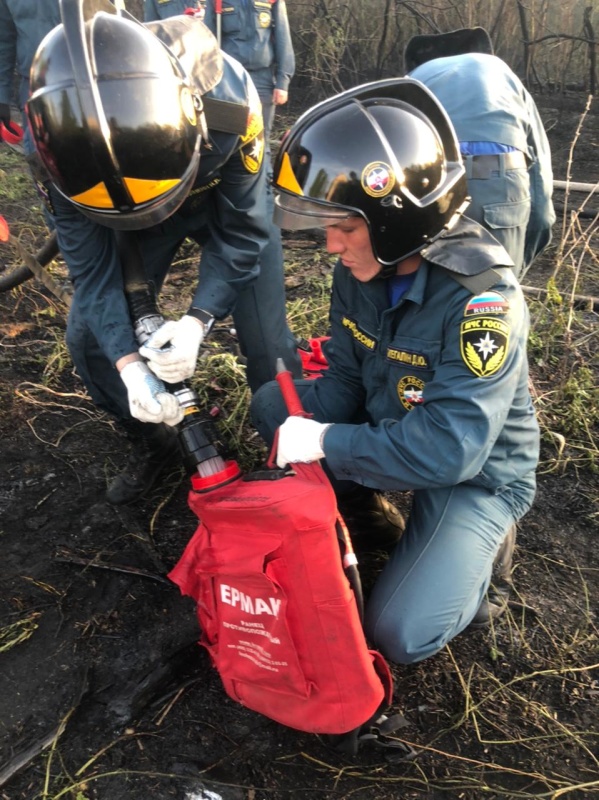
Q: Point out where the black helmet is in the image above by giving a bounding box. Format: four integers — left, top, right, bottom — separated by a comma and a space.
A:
404, 27, 494, 72
26, 0, 212, 230
273, 78, 469, 275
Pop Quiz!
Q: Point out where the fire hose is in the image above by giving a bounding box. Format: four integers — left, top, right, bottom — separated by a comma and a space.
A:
0, 223, 66, 300
116, 230, 240, 485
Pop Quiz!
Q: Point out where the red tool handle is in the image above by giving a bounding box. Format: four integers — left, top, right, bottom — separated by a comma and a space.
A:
267, 359, 308, 469
275, 358, 307, 417
0, 215, 10, 243
215, 0, 222, 46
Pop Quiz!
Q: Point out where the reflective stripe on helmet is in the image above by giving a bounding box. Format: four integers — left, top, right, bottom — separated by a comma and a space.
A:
275, 152, 304, 196
71, 177, 182, 209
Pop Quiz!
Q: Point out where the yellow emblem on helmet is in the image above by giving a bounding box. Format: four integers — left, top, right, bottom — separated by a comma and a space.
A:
276, 152, 304, 195
71, 177, 181, 209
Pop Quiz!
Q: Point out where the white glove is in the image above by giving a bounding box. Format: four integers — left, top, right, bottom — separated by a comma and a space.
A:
139, 315, 205, 383
120, 361, 184, 426
276, 416, 333, 469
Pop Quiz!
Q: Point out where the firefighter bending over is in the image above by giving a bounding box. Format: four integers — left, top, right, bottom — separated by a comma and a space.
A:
26, 0, 300, 505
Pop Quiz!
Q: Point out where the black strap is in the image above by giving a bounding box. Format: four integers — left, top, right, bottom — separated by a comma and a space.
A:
203, 97, 249, 135
324, 712, 415, 757
449, 268, 502, 295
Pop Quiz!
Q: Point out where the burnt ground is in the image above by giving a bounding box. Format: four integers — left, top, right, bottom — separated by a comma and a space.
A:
0, 92, 598, 800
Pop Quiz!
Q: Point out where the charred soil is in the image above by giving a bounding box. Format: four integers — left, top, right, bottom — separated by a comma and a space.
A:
0, 92, 598, 800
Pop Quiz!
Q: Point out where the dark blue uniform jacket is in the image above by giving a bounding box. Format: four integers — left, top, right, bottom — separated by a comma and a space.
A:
305, 218, 540, 493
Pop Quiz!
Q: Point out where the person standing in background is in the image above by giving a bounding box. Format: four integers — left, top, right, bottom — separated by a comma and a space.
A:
405, 27, 555, 279
143, 0, 188, 21
0, 0, 61, 156
203, 0, 295, 162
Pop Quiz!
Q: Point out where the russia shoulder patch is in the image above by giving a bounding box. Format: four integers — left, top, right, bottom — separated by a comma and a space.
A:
464, 291, 509, 318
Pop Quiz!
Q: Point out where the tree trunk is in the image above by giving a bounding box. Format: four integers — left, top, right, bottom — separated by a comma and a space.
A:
583, 6, 597, 94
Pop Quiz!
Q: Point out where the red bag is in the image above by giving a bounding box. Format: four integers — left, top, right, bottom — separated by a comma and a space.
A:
168, 368, 393, 739
169, 461, 392, 735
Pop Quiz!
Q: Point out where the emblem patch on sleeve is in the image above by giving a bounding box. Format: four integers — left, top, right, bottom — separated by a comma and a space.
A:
397, 376, 425, 411
460, 317, 509, 377
240, 130, 264, 173
240, 92, 265, 173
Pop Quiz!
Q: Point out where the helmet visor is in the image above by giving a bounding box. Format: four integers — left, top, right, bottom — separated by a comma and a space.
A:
273, 190, 360, 230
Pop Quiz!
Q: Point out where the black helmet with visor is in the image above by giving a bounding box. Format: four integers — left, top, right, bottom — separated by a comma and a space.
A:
273, 78, 470, 276
26, 0, 214, 230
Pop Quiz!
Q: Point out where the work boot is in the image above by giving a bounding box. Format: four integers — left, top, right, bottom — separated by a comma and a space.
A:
337, 486, 405, 552
470, 524, 517, 627
106, 421, 182, 505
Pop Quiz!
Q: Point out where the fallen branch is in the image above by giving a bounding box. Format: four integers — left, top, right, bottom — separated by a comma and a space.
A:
553, 179, 598, 193
521, 284, 599, 311
0, 671, 88, 788
10, 235, 72, 307
553, 203, 598, 219
54, 549, 172, 586
0, 724, 66, 788
94, 641, 201, 726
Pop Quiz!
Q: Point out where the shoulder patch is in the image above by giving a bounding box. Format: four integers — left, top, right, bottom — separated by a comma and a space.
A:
242, 79, 264, 142
464, 291, 509, 317
239, 82, 265, 173
240, 129, 264, 174
460, 317, 510, 378
241, 107, 264, 145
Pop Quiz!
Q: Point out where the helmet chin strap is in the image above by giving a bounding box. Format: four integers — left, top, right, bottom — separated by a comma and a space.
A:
377, 263, 399, 280
376, 252, 422, 280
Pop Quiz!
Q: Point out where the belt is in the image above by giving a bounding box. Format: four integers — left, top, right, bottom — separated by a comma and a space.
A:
466, 151, 528, 179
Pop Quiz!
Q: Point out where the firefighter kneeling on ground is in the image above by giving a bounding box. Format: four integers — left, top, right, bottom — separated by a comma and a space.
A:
250, 78, 540, 664
26, 0, 301, 505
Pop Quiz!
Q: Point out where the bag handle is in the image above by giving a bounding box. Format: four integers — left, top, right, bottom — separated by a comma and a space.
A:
275, 357, 309, 417
266, 358, 311, 468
